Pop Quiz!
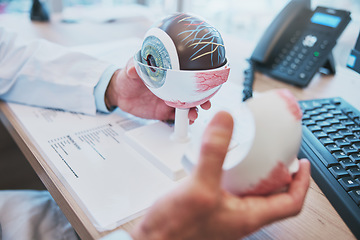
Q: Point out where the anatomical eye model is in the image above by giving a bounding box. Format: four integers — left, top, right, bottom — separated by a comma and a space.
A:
141, 13, 226, 71
134, 13, 230, 141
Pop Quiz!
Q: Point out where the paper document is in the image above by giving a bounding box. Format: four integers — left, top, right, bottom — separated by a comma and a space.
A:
6, 38, 179, 231
8, 104, 177, 230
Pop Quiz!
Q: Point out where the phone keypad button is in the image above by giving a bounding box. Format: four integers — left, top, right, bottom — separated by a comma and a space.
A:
305, 65, 312, 71
290, 63, 299, 70
282, 60, 289, 66
299, 73, 307, 79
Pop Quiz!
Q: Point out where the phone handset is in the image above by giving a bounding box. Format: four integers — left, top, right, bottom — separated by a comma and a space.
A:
250, 0, 311, 65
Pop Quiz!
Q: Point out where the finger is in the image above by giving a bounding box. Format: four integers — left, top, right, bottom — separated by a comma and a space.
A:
200, 101, 211, 110
188, 107, 198, 122
126, 58, 139, 79
245, 159, 311, 227
284, 158, 311, 208
194, 111, 234, 188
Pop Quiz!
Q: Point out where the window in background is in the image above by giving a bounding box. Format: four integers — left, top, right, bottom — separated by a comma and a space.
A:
0, 0, 178, 20
59, 0, 178, 22
180, 0, 360, 42
0, 0, 32, 13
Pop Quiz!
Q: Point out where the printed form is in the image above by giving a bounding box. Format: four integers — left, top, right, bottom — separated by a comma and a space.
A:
5, 38, 179, 231
8, 104, 177, 231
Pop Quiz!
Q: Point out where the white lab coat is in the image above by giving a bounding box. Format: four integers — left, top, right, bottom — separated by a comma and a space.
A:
0, 28, 132, 239
0, 190, 78, 240
0, 27, 112, 115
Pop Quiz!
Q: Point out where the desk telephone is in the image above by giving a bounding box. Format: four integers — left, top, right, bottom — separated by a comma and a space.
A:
250, 0, 351, 88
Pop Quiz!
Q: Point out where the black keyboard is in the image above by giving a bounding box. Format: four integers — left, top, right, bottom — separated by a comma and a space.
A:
298, 97, 360, 238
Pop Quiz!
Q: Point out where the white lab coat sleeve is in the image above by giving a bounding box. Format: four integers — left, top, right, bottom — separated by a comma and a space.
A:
0, 190, 78, 240
0, 27, 116, 115
100, 230, 134, 240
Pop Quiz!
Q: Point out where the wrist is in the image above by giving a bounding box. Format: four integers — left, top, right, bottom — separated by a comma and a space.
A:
105, 69, 121, 110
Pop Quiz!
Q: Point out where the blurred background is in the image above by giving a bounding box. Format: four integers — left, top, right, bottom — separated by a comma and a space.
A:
1, 0, 359, 43
0, 0, 359, 190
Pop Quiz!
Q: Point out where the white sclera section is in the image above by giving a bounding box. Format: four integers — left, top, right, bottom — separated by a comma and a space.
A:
183, 104, 255, 172
222, 104, 256, 169
155, 68, 220, 104
134, 52, 228, 105
144, 27, 180, 70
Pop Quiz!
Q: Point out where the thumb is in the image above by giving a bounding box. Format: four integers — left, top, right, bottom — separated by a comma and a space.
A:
126, 58, 139, 79
194, 111, 234, 188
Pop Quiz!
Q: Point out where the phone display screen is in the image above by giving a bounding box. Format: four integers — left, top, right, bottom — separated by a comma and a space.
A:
311, 12, 341, 28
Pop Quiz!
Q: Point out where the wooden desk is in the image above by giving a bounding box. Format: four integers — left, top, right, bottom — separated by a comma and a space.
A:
0, 12, 359, 240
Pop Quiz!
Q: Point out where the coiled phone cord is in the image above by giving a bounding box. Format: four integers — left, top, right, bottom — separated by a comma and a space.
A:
242, 59, 255, 102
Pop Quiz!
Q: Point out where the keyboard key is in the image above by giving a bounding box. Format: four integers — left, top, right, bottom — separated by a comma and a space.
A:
319, 137, 334, 145
353, 142, 360, 150
348, 113, 359, 120
329, 132, 343, 140
343, 146, 358, 155
339, 177, 360, 191
348, 167, 360, 178
339, 129, 353, 136
322, 156, 340, 167
318, 121, 331, 127
308, 110, 321, 116
330, 98, 342, 105
321, 113, 334, 119
323, 126, 337, 134
342, 107, 353, 115
350, 153, 360, 163
328, 118, 340, 125
326, 144, 341, 153
314, 131, 328, 138
324, 104, 336, 110
333, 151, 349, 160
335, 139, 351, 148
330, 109, 342, 115
300, 102, 319, 111
346, 135, 360, 143
302, 114, 311, 120
355, 119, 360, 126
303, 119, 316, 126
308, 125, 322, 132
313, 115, 325, 122
340, 159, 357, 169
318, 108, 329, 114
349, 189, 360, 205
333, 123, 347, 130
348, 125, 360, 132
341, 121, 355, 127
329, 165, 349, 179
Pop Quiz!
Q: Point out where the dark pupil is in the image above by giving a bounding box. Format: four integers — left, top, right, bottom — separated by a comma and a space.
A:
146, 55, 157, 72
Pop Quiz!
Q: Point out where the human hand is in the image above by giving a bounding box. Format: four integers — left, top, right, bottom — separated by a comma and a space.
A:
105, 58, 211, 123
130, 111, 311, 240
